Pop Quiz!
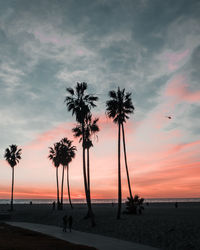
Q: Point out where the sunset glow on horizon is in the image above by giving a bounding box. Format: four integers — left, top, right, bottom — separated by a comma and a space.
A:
0, 0, 200, 200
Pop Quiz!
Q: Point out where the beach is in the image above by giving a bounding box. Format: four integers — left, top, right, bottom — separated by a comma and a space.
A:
0, 222, 96, 250
1, 202, 199, 250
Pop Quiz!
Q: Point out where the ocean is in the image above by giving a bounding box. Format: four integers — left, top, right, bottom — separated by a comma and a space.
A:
0, 198, 200, 204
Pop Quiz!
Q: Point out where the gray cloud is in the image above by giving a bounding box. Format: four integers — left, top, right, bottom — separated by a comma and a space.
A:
0, 0, 200, 153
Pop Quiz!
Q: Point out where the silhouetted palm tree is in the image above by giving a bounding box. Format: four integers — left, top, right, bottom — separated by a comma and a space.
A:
85, 115, 99, 194
106, 87, 134, 219
59, 138, 76, 209
73, 114, 99, 208
65, 82, 98, 226
4, 144, 22, 211
48, 142, 61, 209
125, 194, 144, 214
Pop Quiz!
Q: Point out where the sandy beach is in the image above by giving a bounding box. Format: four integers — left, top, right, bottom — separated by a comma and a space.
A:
1, 202, 199, 250
0, 222, 96, 250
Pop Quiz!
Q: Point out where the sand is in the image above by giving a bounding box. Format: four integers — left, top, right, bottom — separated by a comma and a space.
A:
1, 202, 200, 250
0, 222, 96, 250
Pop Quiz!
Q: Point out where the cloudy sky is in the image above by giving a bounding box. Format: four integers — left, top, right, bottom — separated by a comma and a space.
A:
0, 0, 200, 199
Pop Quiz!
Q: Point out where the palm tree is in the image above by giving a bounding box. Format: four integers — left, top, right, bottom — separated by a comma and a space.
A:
72, 114, 99, 211
106, 87, 134, 219
65, 82, 98, 226
48, 142, 61, 209
85, 115, 99, 194
59, 138, 76, 209
4, 144, 22, 211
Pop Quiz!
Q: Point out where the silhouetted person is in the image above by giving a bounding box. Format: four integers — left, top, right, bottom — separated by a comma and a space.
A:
52, 201, 55, 210
175, 202, 178, 208
68, 215, 73, 232
112, 202, 114, 207
57, 201, 61, 210
30, 201, 32, 206
63, 215, 68, 232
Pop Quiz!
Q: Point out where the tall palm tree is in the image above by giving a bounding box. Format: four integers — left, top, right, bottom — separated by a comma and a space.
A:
48, 142, 61, 209
72, 114, 99, 210
106, 87, 134, 219
4, 144, 22, 211
59, 138, 76, 209
85, 115, 99, 194
65, 82, 98, 226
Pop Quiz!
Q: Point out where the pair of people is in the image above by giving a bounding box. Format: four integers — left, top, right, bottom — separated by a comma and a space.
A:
63, 215, 73, 232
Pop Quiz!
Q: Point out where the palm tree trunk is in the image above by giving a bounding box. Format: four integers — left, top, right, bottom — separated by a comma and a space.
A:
82, 123, 95, 227
87, 147, 90, 193
85, 147, 95, 217
56, 167, 60, 209
61, 165, 65, 209
82, 124, 89, 200
87, 147, 96, 227
117, 122, 122, 219
122, 122, 133, 200
83, 147, 89, 199
11, 167, 14, 211
67, 165, 73, 209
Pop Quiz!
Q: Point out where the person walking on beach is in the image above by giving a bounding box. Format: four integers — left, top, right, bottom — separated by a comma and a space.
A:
52, 201, 55, 210
63, 215, 68, 232
68, 215, 73, 232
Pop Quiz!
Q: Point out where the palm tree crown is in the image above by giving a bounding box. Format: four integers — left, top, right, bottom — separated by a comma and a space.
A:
4, 144, 22, 168
65, 82, 98, 124
48, 142, 61, 208
72, 114, 99, 148
4, 144, 22, 211
59, 138, 76, 166
106, 87, 134, 124
48, 142, 61, 168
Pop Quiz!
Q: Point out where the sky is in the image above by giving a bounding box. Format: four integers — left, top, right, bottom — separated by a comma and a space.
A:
0, 0, 200, 200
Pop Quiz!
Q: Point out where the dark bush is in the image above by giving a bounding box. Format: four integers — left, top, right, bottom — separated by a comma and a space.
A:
125, 195, 144, 215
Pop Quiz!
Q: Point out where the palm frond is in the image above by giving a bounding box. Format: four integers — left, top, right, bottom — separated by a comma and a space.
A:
58, 137, 76, 166
106, 87, 135, 124
72, 125, 82, 138
4, 144, 22, 168
66, 88, 74, 96
48, 143, 61, 168
65, 82, 98, 124
109, 90, 117, 99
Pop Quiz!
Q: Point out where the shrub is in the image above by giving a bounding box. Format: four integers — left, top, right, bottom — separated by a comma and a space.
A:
125, 195, 144, 215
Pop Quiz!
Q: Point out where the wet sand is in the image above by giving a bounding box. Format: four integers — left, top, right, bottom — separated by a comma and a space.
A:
1, 202, 200, 250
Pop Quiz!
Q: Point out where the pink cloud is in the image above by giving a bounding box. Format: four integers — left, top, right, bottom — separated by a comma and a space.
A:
171, 140, 200, 154
97, 114, 137, 142
165, 75, 200, 103
135, 160, 200, 198
1, 111, 200, 199
25, 122, 75, 150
